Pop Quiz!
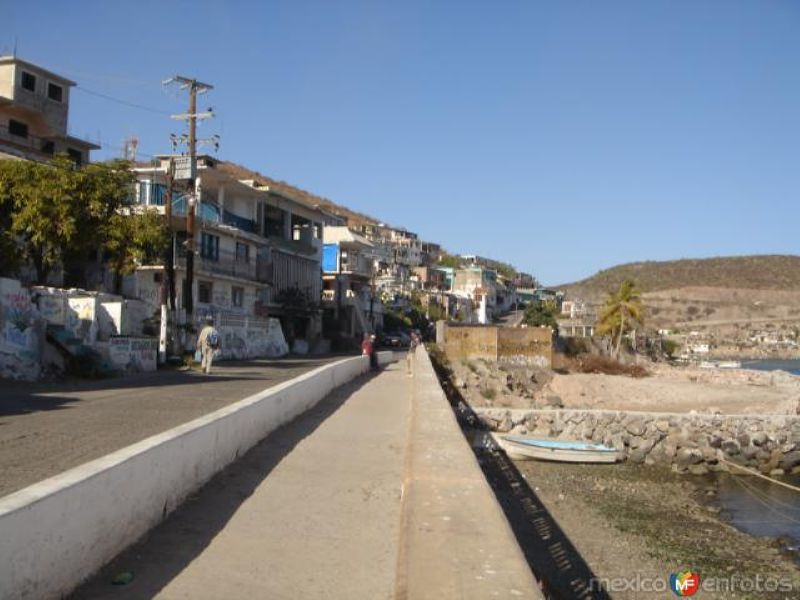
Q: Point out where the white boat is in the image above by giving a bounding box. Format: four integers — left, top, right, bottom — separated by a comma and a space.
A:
493, 434, 621, 463
717, 360, 742, 369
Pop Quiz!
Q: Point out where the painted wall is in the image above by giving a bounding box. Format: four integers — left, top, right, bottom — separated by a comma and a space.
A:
0, 353, 395, 600
0, 278, 42, 381
107, 337, 158, 373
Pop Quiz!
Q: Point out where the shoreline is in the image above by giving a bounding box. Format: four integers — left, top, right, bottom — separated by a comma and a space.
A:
514, 459, 800, 599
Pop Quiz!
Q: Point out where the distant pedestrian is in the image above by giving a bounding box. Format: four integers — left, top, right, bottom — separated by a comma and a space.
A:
361, 332, 376, 370
406, 331, 420, 376
197, 316, 221, 374
369, 334, 379, 370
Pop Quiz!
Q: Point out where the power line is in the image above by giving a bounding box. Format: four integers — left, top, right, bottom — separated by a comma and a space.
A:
74, 86, 172, 116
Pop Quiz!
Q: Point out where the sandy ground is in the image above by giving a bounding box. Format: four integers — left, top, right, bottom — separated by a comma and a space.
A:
0, 356, 343, 498
544, 364, 800, 415
452, 355, 800, 415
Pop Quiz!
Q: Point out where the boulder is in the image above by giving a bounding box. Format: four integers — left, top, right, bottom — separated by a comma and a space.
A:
628, 448, 648, 464
676, 447, 704, 466
625, 418, 647, 437
779, 450, 800, 472
751, 431, 769, 447
721, 439, 741, 456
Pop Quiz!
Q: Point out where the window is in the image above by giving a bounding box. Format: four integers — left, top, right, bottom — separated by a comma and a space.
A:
47, 83, 63, 102
41, 141, 55, 155
67, 148, 82, 165
200, 232, 220, 261
235, 241, 250, 263
232, 286, 244, 308
198, 281, 212, 304
20, 71, 36, 92
8, 119, 28, 138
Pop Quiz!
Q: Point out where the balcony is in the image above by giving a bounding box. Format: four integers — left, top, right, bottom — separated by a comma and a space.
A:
177, 247, 271, 283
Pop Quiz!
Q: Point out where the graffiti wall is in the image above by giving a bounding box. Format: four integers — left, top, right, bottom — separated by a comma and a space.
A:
66, 296, 98, 345
108, 337, 158, 373
0, 278, 42, 381
217, 317, 289, 360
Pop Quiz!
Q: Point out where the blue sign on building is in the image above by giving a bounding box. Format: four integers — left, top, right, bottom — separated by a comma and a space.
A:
322, 244, 340, 273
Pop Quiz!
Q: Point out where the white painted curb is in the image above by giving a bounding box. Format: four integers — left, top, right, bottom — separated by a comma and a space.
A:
0, 352, 393, 600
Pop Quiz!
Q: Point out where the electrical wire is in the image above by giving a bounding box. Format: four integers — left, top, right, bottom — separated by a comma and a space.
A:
74, 86, 172, 116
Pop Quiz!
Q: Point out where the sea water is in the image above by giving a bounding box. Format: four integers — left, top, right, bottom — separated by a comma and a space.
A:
715, 359, 800, 556
741, 359, 800, 376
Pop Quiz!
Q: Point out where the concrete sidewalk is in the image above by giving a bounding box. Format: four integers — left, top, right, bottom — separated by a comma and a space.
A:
73, 361, 412, 599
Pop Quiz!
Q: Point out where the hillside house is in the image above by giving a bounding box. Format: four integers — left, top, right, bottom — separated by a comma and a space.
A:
0, 56, 98, 164
130, 156, 328, 350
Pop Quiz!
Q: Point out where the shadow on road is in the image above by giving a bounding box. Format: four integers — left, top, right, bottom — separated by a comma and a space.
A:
0, 356, 349, 418
430, 354, 612, 600
69, 369, 378, 600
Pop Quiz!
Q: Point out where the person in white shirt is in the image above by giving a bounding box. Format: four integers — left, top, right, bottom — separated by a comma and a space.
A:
196, 316, 221, 374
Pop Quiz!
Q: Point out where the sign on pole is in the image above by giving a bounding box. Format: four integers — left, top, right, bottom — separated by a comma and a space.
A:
173, 156, 196, 181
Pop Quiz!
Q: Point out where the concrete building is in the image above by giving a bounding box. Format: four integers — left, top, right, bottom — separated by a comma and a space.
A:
321, 226, 383, 340
0, 56, 98, 164
130, 156, 328, 350
452, 266, 497, 324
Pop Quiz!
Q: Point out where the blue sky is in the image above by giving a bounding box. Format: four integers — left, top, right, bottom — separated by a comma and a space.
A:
2, 1, 798, 284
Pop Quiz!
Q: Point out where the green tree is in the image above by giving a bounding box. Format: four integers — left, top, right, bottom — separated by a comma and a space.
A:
596, 279, 644, 357
0, 156, 85, 284
522, 301, 558, 331
0, 156, 167, 286
437, 252, 462, 269
105, 210, 168, 293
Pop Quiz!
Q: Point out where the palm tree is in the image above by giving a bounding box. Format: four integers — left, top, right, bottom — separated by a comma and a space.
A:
596, 280, 644, 357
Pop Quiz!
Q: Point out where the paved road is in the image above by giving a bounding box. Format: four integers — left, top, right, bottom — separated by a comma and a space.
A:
0, 357, 346, 498
72, 361, 411, 599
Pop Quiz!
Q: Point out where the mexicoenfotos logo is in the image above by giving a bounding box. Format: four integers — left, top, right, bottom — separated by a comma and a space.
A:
670, 571, 700, 596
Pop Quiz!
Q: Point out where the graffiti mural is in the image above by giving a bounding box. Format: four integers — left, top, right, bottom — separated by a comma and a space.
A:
108, 337, 158, 372
0, 279, 42, 381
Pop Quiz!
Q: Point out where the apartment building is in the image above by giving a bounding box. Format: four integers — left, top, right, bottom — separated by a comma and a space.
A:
129, 156, 328, 347
0, 56, 98, 164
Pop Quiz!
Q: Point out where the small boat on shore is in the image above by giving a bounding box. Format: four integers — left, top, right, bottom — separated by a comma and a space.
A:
493, 434, 621, 463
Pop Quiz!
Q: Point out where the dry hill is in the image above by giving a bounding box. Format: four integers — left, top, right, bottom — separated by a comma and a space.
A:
561, 255, 800, 301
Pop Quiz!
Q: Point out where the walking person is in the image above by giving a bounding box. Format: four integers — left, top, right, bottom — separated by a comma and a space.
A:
406, 331, 420, 376
197, 316, 221, 374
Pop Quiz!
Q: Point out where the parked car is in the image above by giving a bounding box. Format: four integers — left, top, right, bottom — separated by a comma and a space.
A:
380, 331, 409, 348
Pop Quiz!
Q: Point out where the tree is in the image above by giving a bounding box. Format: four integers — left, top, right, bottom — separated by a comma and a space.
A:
596, 279, 644, 357
437, 251, 462, 269
522, 301, 559, 332
0, 156, 86, 284
104, 210, 168, 293
0, 156, 166, 286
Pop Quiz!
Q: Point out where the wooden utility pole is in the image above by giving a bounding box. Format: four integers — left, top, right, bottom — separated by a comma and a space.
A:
163, 158, 176, 311
163, 75, 215, 337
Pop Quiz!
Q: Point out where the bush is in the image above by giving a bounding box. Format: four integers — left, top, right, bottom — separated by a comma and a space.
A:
575, 355, 649, 378
480, 387, 497, 400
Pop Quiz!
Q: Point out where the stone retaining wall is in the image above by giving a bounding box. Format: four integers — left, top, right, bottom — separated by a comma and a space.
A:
475, 407, 800, 476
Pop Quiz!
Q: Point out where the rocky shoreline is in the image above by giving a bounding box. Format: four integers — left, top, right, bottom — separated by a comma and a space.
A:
477, 407, 800, 476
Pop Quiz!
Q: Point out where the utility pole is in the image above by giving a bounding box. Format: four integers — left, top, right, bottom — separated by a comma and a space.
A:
162, 75, 216, 349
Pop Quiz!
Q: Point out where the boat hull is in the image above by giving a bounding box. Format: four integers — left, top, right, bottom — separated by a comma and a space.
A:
493, 434, 621, 464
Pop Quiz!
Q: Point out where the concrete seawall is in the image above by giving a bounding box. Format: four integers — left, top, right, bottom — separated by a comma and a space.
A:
397, 348, 543, 599
477, 407, 800, 476
0, 352, 392, 600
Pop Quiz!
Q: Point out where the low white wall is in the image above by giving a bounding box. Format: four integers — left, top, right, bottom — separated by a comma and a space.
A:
0, 353, 392, 600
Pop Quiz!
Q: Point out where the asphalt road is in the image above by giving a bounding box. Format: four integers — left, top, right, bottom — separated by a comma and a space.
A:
0, 356, 346, 498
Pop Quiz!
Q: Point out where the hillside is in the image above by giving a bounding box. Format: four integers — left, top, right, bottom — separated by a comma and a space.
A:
561, 255, 800, 301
